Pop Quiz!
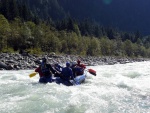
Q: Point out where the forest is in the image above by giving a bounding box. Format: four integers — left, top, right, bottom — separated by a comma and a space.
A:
0, 0, 150, 58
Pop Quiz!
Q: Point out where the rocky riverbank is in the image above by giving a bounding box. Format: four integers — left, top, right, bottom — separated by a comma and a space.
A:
0, 52, 149, 70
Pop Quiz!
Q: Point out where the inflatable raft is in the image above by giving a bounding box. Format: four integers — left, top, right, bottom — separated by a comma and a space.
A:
54, 73, 86, 86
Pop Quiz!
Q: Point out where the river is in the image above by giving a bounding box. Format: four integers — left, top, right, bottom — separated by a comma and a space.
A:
0, 61, 150, 113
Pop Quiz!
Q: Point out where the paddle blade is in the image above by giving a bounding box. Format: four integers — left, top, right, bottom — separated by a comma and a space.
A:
29, 72, 37, 78
88, 69, 96, 76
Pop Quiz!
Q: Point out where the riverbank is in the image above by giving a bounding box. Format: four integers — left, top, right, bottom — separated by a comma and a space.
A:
0, 52, 149, 70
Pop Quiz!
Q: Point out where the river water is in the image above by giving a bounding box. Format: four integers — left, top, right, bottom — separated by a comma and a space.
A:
0, 61, 150, 113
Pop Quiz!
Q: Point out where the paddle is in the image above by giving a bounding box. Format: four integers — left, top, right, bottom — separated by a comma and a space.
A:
29, 72, 37, 78
88, 69, 96, 76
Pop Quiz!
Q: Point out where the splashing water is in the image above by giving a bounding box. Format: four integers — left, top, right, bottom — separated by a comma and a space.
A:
0, 61, 150, 113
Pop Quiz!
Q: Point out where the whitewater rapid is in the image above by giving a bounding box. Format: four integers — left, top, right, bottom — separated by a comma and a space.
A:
0, 61, 150, 113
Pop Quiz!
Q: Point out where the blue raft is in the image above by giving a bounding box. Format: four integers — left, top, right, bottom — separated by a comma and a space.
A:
54, 74, 86, 86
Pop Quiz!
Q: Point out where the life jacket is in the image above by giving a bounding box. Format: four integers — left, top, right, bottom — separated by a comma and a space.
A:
41, 64, 51, 77
35, 67, 44, 77
74, 66, 84, 76
77, 63, 86, 69
61, 67, 73, 81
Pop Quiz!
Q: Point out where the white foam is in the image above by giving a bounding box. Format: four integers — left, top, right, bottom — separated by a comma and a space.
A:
0, 62, 150, 113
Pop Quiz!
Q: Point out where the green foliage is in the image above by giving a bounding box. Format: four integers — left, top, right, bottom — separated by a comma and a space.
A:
0, 14, 10, 51
147, 48, 150, 57
65, 32, 79, 54
0, 12, 149, 58
27, 48, 42, 55
0, 14, 10, 35
77, 36, 88, 56
0, 0, 32, 21
123, 40, 134, 57
41, 33, 61, 53
8, 18, 22, 51
73, 23, 81, 36
111, 39, 123, 56
2, 47, 14, 53
87, 37, 100, 56
100, 37, 112, 56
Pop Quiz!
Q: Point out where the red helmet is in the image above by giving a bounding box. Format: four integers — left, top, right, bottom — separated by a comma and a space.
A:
77, 59, 80, 64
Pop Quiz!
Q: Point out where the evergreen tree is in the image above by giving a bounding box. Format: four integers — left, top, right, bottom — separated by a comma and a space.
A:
87, 37, 100, 56
123, 40, 133, 57
0, 14, 10, 51
9, 0, 19, 19
106, 28, 115, 39
134, 30, 141, 43
0, 0, 10, 19
21, 4, 30, 21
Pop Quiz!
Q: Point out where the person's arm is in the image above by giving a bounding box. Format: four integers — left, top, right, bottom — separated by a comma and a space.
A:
58, 64, 63, 69
69, 68, 74, 79
61, 68, 64, 75
48, 64, 59, 74
35, 67, 40, 72
35, 66, 44, 77
81, 64, 86, 69
55, 65, 62, 72
49, 64, 56, 74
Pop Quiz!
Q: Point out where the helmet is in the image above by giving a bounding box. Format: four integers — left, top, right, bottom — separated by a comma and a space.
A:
66, 62, 70, 67
55, 63, 58, 66
77, 59, 80, 64
42, 58, 47, 63
55, 63, 59, 67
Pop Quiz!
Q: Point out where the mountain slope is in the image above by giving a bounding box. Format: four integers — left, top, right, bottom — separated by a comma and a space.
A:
58, 0, 150, 35
1, 0, 150, 35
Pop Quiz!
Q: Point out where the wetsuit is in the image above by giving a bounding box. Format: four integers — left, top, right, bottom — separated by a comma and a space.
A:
56, 67, 74, 86
73, 63, 86, 77
35, 67, 44, 77
39, 63, 56, 83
